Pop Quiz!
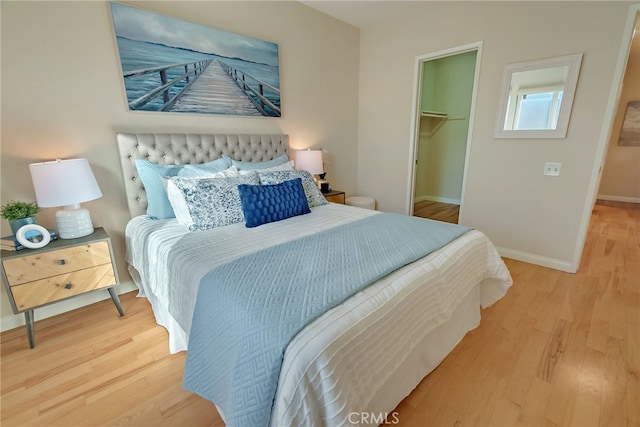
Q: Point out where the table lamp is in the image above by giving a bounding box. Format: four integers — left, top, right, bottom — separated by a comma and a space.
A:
29, 158, 103, 239
296, 149, 329, 191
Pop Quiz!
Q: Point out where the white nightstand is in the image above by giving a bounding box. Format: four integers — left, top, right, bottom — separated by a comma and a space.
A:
0, 227, 124, 348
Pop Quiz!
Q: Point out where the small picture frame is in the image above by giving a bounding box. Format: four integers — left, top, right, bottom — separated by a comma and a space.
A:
618, 100, 640, 146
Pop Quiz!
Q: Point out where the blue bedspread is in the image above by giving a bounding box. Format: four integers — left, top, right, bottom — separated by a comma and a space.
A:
183, 213, 471, 426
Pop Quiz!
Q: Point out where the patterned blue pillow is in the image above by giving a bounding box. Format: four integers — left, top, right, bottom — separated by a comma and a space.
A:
238, 179, 311, 228
258, 170, 328, 208
170, 173, 259, 230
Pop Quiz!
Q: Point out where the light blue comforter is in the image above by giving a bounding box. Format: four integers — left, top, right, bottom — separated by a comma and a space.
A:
183, 213, 471, 426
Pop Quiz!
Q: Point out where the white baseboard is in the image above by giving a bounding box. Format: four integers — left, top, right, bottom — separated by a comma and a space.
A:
415, 195, 461, 205
0, 281, 138, 333
496, 246, 576, 273
597, 194, 640, 204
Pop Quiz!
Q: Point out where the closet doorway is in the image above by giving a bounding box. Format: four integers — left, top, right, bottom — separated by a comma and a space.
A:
408, 42, 482, 224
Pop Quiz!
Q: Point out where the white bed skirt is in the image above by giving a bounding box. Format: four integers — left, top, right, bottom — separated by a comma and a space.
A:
272, 283, 483, 427
130, 266, 500, 427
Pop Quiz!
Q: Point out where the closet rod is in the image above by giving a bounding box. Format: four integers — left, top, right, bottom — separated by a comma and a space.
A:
421, 110, 448, 118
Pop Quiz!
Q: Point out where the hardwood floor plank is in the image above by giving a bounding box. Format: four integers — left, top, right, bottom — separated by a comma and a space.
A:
472, 376, 509, 427
486, 394, 521, 427
537, 318, 569, 383
545, 361, 581, 426
519, 377, 554, 427
600, 378, 628, 427
413, 200, 460, 223
504, 327, 549, 406
1, 201, 638, 426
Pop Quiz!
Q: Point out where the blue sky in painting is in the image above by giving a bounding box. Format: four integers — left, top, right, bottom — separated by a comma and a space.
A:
110, 2, 279, 67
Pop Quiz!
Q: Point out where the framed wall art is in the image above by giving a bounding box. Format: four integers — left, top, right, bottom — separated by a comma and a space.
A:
619, 100, 640, 146
110, 2, 281, 117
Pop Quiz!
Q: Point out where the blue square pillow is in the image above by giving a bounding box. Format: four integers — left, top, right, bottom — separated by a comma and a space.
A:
238, 178, 311, 228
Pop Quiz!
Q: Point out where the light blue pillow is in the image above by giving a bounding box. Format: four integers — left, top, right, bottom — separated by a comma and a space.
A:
258, 170, 328, 208
135, 157, 233, 219
135, 159, 182, 219
177, 157, 232, 177
238, 178, 311, 228
226, 153, 289, 171
170, 173, 260, 230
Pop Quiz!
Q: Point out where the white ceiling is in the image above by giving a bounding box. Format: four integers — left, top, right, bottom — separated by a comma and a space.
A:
299, 1, 640, 66
298, 0, 406, 28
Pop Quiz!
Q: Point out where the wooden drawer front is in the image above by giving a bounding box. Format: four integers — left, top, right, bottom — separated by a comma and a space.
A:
325, 193, 345, 204
10, 264, 116, 310
3, 241, 111, 286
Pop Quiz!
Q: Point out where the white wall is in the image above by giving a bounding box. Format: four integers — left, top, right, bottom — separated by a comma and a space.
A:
356, 1, 633, 272
0, 1, 360, 331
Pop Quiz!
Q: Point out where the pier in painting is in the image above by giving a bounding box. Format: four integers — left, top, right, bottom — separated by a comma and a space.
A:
124, 60, 280, 117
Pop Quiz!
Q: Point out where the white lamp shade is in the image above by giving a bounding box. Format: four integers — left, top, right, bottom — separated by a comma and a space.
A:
295, 150, 324, 175
29, 158, 102, 208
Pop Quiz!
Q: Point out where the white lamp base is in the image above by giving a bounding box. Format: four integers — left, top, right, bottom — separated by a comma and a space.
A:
56, 204, 94, 239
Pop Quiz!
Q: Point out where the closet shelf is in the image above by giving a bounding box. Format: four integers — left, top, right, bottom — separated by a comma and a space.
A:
420, 110, 466, 137
421, 110, 448, 118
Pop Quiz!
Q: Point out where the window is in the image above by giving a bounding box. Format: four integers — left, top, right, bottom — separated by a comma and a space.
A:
494, 53, 583, 139
504, 88, 564, 131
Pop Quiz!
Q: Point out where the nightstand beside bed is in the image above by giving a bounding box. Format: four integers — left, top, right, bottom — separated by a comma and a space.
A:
323, 190, 345, 204
0, 227, 124, 348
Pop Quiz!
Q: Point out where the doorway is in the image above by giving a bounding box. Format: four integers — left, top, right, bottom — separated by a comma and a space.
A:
596, 11, 640, 205
407, 42, 482, 224
572, 4, 640, 271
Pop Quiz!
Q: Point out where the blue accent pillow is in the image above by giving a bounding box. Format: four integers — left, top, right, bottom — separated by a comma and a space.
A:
135, 157, 232, 219
238, 178, 311, 228
226, 153, 289, 171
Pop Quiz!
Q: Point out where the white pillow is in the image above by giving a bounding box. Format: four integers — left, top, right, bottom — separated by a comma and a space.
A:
229, 160, 294, 175
166, 180, 195, 227
227, 153, 290, 170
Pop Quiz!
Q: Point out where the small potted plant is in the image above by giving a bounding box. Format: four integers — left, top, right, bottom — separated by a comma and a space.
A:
1, 201, 40, 236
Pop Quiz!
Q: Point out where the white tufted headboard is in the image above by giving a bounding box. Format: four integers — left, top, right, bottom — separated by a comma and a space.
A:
117, 133, 289, 218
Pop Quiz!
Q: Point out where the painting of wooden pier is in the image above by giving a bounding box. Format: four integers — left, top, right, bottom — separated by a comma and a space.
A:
110, 2, 281, 117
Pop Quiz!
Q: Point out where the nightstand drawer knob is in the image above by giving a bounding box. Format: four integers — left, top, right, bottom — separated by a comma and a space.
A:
64, 283, 73, 290
57, 259, 66, 265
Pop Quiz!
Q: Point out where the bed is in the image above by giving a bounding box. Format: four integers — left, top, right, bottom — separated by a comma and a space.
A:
117, 132, 512, 427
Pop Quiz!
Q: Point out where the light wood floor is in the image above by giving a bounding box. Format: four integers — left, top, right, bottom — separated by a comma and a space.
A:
1, 201, 638, 426
414, 200, 460, 223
